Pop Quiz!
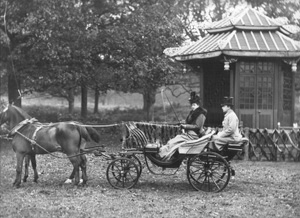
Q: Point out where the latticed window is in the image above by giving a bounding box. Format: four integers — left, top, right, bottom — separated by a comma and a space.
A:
239, 75, 255, 109
239, 61, 274, 110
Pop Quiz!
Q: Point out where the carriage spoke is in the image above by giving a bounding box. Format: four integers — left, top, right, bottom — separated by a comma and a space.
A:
187, 152, 231, 192
211, 176, 221, 191
106, 157, 140, 189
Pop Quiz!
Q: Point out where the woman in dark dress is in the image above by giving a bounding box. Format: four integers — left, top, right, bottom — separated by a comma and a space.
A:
159, 92, 207, 160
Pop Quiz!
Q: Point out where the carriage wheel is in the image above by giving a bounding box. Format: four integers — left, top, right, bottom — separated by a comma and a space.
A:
127, 155, 142, 176
106, 157, 140, 189
187, 152, 231, 192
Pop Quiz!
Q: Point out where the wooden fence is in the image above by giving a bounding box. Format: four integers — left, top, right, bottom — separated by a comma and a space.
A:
242, 128, 300, 162
121, 122, 300, 161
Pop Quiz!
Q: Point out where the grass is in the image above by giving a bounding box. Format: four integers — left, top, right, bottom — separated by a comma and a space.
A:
1, 139, 300, 218
0, 104, 300, 217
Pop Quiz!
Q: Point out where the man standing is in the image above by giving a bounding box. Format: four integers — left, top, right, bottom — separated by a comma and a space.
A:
212, 96, 242, 151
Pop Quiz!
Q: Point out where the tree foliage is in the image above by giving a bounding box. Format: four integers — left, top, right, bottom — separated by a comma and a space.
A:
1, 0, 300, 117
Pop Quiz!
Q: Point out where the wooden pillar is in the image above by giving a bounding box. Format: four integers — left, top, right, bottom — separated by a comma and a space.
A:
243, 127, 250, 161
278, 62, 284, 126
229, 68, 234, 97
234, 62, 240, 118
292, 69, 296, 124
199, 66, 204, 104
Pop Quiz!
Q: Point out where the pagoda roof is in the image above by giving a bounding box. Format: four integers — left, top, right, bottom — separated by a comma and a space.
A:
206, 8, 290, 35
164, 8, 300, 61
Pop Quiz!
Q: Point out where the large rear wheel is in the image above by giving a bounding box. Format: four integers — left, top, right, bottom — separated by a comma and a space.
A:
106, 157, 140, 189
187, 152, 231, 192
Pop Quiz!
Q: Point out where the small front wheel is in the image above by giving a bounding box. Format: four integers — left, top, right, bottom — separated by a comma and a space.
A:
187, 152, 231, 192
106, 157, 140, 189
127, 155, 142, 176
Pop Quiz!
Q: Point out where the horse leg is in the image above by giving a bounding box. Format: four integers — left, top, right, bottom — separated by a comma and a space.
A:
64, 168, 75, 184
30, 154, 39, 183
65, 157, 86, 184
14, 152, 25, 188
23, 154, 38, 183
80, 154, 87, 185
69, 156, 80, 186
23, 155, 29, 183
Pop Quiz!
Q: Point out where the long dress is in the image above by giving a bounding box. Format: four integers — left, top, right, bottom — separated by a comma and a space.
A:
159, 106, 207, 160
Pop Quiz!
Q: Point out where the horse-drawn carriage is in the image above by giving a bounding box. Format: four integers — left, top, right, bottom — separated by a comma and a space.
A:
0, 105, 249, 192
101, 122, 249, 193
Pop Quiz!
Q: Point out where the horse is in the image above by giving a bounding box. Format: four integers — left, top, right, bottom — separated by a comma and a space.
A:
0, 104, 101, 188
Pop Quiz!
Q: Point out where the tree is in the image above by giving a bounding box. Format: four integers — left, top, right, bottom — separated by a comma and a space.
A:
101, 0, 185, 120
22, 0, 95, 114
0, 0, 40, 106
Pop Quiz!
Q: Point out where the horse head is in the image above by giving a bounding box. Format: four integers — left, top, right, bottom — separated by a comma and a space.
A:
0, 104, 32, 130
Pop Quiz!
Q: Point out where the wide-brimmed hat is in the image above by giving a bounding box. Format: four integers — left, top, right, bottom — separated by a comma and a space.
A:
221, 96, 234, 107
189, 91, 201, 104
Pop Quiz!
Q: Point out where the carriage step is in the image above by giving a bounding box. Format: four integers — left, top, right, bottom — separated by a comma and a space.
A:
228, 143, 244, 152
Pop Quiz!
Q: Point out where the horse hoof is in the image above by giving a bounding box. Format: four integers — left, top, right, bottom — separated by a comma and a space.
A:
80, 182, 87, 187
64, 179, 73, 184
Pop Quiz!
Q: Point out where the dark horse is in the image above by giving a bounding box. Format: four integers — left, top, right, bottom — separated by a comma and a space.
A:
0, 105, 100, 187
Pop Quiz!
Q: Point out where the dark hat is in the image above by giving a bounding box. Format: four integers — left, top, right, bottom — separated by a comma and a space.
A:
221, 96, 234, 107
189, 91, 201, 104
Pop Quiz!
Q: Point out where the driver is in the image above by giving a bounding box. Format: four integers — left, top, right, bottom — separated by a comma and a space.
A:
159, 91, 207, 160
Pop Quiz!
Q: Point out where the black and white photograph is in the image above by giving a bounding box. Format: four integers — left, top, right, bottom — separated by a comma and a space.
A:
0, 0, 300, 217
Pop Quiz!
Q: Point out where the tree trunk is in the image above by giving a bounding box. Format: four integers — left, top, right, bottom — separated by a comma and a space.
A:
94, 87, 99, 114
8, 73, 21, 107
68, 88, 75, 114
142, 88, 156, 121
81, 83, 88, 118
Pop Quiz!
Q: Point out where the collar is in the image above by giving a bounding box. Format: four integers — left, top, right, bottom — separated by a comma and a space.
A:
224, 109, 233, 116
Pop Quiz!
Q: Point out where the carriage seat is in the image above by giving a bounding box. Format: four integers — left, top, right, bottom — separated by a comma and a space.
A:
227, 137, 249, 152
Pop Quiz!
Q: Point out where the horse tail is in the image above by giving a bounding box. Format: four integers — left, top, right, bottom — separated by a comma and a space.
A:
77, 126, 101, 143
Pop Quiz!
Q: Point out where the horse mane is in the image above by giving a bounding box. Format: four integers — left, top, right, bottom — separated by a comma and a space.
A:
10, 105, 32, 120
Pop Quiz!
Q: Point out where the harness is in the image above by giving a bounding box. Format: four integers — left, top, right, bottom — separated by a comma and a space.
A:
10, 118, 38, 136
9, 118, 43, 152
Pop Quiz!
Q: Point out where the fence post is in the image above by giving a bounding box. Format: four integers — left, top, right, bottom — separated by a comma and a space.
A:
244, 127, 250, 161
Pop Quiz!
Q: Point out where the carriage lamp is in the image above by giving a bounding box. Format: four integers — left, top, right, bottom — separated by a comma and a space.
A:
291, 63, 297, 72
224, 61, 230, 71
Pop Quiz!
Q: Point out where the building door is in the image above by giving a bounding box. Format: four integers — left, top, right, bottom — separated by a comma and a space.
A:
238, 61, 275, 129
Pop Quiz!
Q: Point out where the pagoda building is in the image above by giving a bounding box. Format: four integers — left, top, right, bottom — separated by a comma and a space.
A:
164, 7, 300, 129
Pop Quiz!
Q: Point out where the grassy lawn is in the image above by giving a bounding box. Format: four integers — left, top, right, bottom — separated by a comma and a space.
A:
1, 137, 300, 218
